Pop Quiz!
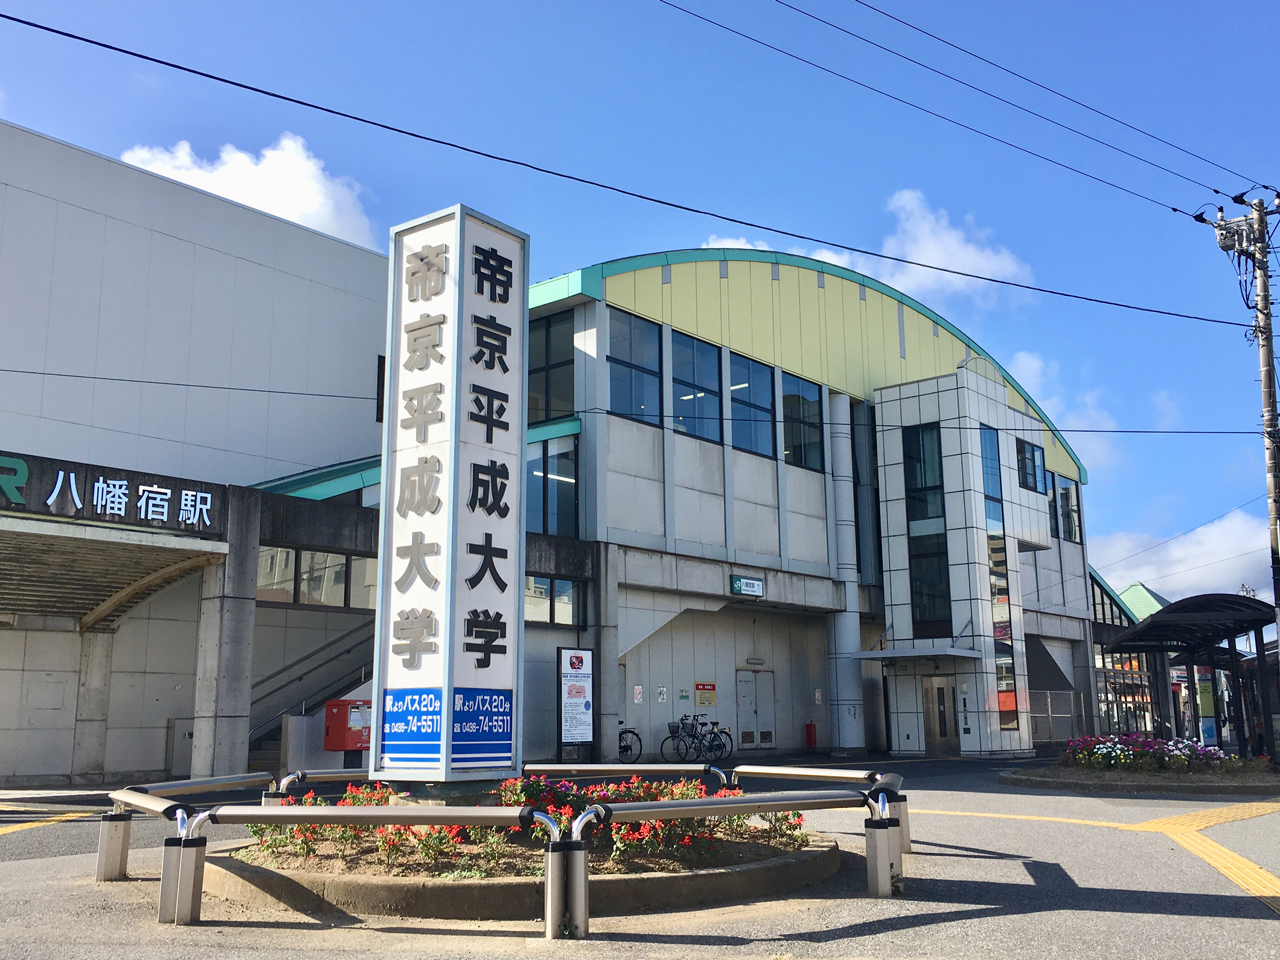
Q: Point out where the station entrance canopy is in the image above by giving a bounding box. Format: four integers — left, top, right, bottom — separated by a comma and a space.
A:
0, 451, 228, 631
1105, 593, 1275, 664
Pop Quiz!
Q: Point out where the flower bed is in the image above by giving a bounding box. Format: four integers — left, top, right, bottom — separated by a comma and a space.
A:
234, 776, 808, 878
1059, 735, 1270, 775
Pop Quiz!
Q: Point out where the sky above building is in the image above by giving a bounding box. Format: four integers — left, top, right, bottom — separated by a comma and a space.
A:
1, 0, 1275, 602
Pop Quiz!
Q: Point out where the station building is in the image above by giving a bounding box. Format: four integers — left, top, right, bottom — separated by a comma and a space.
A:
0, 117, 1103, 785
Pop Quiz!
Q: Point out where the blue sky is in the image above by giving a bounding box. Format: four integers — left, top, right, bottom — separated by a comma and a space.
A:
1, 0, 1276, 602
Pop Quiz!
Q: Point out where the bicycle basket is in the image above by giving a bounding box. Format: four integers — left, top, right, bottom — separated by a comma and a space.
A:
667, 721, 680, 735
680, 719, 696, 735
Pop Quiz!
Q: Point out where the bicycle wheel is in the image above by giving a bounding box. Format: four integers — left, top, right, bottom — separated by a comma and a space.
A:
618, 729, 642, 763
715, 730, 734, 760
660, 735, 682, 762
704, 731, 728, 762
676, 734, 699, 760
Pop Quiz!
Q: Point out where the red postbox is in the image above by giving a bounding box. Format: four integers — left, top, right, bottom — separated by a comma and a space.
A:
324, 699, 371, 751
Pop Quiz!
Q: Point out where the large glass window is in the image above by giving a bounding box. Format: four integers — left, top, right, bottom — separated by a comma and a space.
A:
299, 551, 346, 607
256, 547, 296, 603
1058, 476, 1081, 543
608, 309, 661, 426
981, 425, 1012, 648
1046, 470, 1059, 539
903, 423, 951, 638
1094, 646, 1154, 735
672, 331, 721, 442
529, 310, 575, 424
729, 353, 775, 457
782, 373, 823, 470
349, 556, 378, 609
1016, 438, 1047, 494
524, 576, 585, 626
526, 435, 578, 538
995, 641, 1019, 730
256, 547, 376, 610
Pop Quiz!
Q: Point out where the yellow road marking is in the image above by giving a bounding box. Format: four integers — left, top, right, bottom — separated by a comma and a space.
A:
913, 801, 1280, 915
0, 810, 94, 836
1121, 801, 1280, 834
911, 809, 1131, 829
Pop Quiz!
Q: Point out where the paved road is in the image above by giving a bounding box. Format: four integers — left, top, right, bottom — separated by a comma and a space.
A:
0, 759, 1275, 959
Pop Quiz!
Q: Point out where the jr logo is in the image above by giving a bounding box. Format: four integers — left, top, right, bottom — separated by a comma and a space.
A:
0, 455, 27, 505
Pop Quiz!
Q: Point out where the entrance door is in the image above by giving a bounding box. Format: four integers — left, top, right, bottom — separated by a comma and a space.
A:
736, 670, 776, 750
922, 676, 961, 756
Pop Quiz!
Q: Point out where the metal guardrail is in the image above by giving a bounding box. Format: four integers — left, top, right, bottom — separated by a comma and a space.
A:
98, 762, 910, 939
523, 763, 729, 787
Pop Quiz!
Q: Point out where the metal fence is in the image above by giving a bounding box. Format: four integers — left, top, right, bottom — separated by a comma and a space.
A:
98, 763, 908, 940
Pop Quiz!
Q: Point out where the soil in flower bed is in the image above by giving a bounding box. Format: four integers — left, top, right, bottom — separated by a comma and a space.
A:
231, 830, 804, 879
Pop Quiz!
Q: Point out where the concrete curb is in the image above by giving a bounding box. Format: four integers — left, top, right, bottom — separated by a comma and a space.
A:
204, 836, 841, 920
999, 771, 1280, 796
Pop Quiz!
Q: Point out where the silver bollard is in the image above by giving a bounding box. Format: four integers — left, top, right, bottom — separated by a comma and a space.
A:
864, 818, 895, 898
565, 839, 590, 939
885, 816, 904, 895
157, 837, 183, 923
261, 791, 286, 806
888, 793, 911, 854
543, 841, 567, 939
95, 812, 132, 881
173, 837, 207, 925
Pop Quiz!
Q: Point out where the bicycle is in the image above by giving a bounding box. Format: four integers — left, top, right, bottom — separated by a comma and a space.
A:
617, 721, 642, 763
660, 714, 732, 762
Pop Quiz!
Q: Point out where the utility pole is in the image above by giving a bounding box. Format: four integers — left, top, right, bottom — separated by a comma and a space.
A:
1211, 197, 1280, 768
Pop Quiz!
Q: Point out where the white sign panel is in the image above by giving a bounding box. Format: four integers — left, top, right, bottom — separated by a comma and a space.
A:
560, 649, 593, 744
371, 205, 528, 781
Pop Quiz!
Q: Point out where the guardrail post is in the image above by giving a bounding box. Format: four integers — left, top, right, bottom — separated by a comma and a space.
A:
95, 812, 132, 881
864, 817, 894, 897
565, 840, 590, 939
885, 816, 904, 894
261, 790, 286, 806
157, 837, 183, 923
543, 841, 567, 939
888, 793, 910, 854
174, 837, 208, 925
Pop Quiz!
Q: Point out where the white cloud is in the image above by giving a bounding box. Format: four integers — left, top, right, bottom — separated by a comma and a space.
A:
1004, 351, 1119, 471
702, 234, 772, 251
1006, 350, 1058, 400
702, 190, 1029, 307
1090, 510, 1272, 603
853, 190, 1031, 305
1151, 389, 1180, 431
122, 133, 375, 248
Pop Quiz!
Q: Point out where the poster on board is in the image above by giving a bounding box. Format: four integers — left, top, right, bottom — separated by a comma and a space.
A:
560, 648, 593, 744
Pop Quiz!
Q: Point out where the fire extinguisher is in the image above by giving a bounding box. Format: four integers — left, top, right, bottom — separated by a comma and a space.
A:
805, 721, 817, 749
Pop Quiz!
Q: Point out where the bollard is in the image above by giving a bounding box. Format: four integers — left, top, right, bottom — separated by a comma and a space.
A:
888, 793, 911, 854
565, 839, 590, 939
543, 841, 567, 939
864, 818, 895, 897
157, 837, 183, 923
173, 837, 207, 925
885, 816, 904, 895
261, 791, 286, 806
95, 812, 132, 882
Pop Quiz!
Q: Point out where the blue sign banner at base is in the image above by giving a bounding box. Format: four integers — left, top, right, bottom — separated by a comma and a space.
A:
381, 687, 443, 767
450, 687, 514, 769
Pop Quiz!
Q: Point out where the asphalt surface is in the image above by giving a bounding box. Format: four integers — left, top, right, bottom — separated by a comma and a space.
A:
0, 757, 1275, 959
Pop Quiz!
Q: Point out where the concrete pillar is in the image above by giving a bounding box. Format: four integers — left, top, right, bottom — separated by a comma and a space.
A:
597, 543, 621, 761
191, 487, 260, 777
71, 631, 113, 784
827, 392, 864, 753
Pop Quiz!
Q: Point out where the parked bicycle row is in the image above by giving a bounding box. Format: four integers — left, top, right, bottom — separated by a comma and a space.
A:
616, 714, 734, 763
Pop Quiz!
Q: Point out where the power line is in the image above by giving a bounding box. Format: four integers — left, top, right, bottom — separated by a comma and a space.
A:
0, 11, 1249, 330
842, 0, 1259, 187
1141, 547, 1268, 585
0, 367, 376, 401
772, 0, 1228, 197
1095, 494, 1267, 570
655, 0, 1191, 214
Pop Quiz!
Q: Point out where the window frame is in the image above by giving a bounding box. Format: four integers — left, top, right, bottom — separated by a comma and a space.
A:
729, 352, 776, 459
903, 422, 952, 639
1058, 476, 1082, 543
607, 309, 663, 427
255, 546, 377, 611
528, 310, 575, 425
526, 435, 579, 539
671, 330, 722, 444
1015, 438, 1047, 494
781, 372, 823, 471
524, 575, 586, 627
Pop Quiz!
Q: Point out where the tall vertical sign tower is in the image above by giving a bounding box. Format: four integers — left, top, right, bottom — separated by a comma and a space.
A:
371, 205, 528, 781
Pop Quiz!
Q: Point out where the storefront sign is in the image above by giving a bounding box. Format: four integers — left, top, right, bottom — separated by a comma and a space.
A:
371, 206, 529, 782
0, 451, 225, 537
695, 682, 717, 707
730, 575, 764, 598
559, 648, 593, 744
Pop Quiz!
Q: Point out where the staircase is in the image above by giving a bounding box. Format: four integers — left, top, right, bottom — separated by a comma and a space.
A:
248, 617, 376, 745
